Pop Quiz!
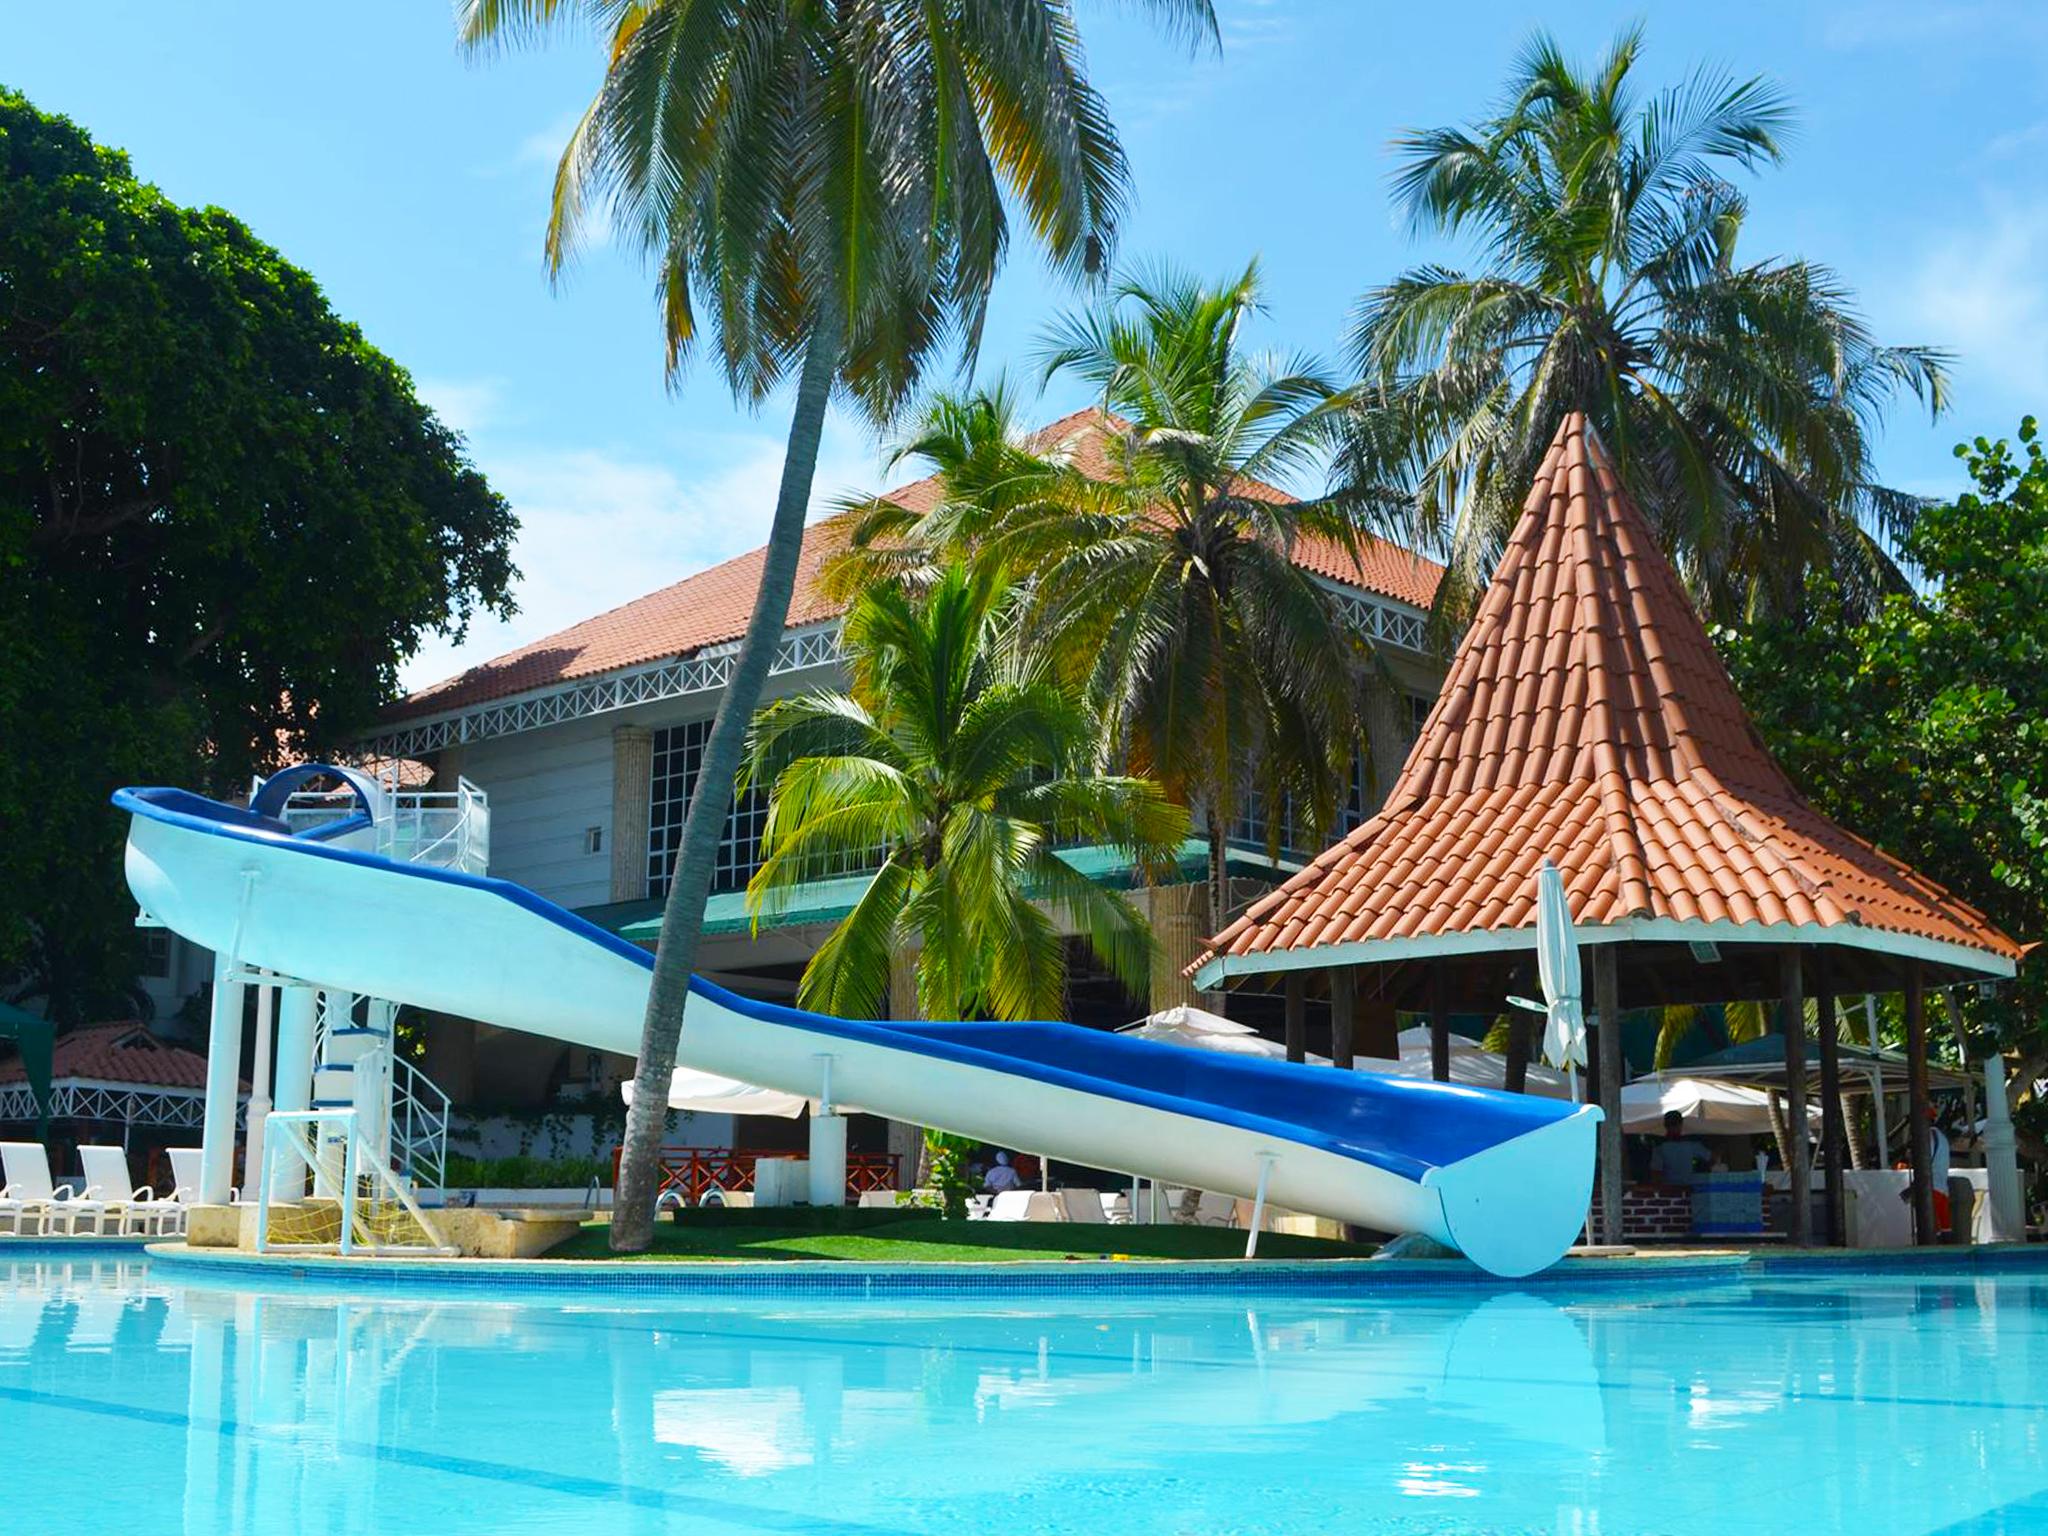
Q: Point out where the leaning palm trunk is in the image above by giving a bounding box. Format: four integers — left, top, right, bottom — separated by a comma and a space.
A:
1204, 809, 1229, 1013
612, 320, 840, 1253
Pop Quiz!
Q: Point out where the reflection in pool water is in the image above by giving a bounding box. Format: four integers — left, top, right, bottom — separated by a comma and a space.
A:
1, 1258, 2045, 1534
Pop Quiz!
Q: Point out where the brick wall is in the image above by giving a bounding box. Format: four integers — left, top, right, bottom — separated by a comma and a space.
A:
1587, 1186, 1695, 1245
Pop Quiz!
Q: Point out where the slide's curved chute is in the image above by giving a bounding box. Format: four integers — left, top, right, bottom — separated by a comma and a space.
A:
116, 782, 1599, 1276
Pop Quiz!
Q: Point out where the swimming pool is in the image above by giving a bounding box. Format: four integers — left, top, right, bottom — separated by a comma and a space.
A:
3, 1254, 2044, 1534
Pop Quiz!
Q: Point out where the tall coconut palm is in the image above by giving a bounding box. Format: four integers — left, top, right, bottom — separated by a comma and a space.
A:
1027, 264, 1381, 952
459, 0, 1218, 1251
743, 561, 1188, 1026
1339, 25, 1948, 621
818, 377, 1084, 602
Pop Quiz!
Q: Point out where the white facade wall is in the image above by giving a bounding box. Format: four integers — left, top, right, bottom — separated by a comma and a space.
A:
455, 662, 848, 910
458, 715, 617, 909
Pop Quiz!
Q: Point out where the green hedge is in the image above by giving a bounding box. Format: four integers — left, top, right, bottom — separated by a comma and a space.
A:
443, 1154, 613, 1189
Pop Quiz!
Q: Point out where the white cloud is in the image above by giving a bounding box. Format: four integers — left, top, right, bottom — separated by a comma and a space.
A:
516, 110, 583, 170
1821, 2, 2042, 51
1895, 200, 2048, 401
399, 413, 879, 692
416, 375, 507, 438
1986, 118, 2048, 160
1220, 0, 1293, 52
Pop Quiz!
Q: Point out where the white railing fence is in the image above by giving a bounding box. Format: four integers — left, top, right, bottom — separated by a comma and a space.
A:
385, 1050, 451, 1194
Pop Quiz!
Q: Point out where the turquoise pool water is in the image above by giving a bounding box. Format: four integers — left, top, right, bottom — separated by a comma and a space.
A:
3, 1256, 2046, 1535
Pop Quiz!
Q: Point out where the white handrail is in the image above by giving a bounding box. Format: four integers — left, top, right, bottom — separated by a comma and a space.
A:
390, 1051, 451, 1192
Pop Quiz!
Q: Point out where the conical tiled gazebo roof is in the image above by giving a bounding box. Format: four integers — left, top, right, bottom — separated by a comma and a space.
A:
1194, 413, 2021, 1009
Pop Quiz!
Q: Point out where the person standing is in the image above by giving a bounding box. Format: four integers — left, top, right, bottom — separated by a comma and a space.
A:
1650, 1111, 1713, 1187
983, 1151, 1022, 1195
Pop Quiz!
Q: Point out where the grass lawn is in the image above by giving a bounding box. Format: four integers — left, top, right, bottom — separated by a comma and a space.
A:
544, 1206, 1377, 1263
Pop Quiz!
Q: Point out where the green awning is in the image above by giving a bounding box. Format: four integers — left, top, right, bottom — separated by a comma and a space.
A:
0, 1001, 55, 1138
588, 837, 1297, 945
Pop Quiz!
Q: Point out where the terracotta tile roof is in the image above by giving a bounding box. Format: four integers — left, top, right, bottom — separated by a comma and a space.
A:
0, 1022, 215, 1091
1197, 413, 2021, 984
388, 408, 1443, 723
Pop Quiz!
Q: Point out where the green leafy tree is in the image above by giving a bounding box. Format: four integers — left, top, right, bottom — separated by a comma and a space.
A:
843, 265, 1383, 948
0, 90, 515, 1022
1341, 25, 1947, 621
744, 561, 1188, 1025
460, 0, 1217, 1252
1723, 418, 2048, 1144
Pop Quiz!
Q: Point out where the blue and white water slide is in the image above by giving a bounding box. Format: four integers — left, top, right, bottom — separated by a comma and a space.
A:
115, 770, 1601, 1276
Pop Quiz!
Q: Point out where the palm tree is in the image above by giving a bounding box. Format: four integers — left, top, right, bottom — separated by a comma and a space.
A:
744, 561, 1187, 1028
1021, 264, 1382, 953
832, 268, 1388, 957
818, 377, 1083, 603
1339, 25, 1948, 621
458, 0, 1216, 1251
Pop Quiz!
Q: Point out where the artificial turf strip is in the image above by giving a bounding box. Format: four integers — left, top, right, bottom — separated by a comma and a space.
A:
544, 1212, 1378, 1263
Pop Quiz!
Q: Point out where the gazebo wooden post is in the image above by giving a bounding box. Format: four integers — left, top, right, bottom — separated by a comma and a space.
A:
1329, 966, 1356, 1071
1428, 965, 1451, 1083
1283, 973, 1306, 1065
1905, 960, 1936, 1245
1814, 954, 1845, 1246
1592, 944, 1624, 1246
1779, 949, 1812, 1248
1503, 1016, 1531, 1094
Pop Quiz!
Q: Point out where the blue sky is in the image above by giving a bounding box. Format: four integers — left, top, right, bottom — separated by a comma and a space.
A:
6, 2, 2046, 689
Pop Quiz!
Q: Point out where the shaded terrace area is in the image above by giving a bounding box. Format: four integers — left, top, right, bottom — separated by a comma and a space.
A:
1191, 413, 2024, 1247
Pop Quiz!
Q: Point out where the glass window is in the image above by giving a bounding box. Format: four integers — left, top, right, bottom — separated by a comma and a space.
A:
646, 719, 771, 897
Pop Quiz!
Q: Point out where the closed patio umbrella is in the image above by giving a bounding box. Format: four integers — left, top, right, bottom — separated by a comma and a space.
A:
1507, 860, 1587, 1102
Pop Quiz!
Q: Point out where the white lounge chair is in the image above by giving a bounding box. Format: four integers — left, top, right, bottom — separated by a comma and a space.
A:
988, 1190, 1063, 1222
166, 1148, 230, 1218
77, 1147, 179, 1237
1193, 1192, 1240, 1228
0, 1153, 49, 1237
1058, 1188, 1107, 1224
0, 1143, 109, 1235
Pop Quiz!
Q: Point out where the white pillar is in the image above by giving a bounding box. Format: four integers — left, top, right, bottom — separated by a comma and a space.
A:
200, 953, 246, 1205
1983, 1055, 2026, 1242
361, 999, 397, 1174
270, 985, 318, 1200
313, 991, 354, 1199
807, 1114, 848, 1208
241, 980, 276, 1201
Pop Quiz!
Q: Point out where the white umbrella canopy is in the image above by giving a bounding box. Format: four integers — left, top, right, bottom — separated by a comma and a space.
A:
621, 1066, 810, 1119
1118, 1006, 1297, 1058
1620, 1076, 1820, 1136
1354, 1041, 1575, 1098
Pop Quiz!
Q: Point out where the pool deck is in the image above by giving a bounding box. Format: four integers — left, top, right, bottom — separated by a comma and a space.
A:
9, 1227, 2040, 1293
101, 1238, 2046, 1295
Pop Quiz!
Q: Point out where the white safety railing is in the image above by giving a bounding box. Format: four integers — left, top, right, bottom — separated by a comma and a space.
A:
385, 1049, 451, 1193
255, 1108, 455, 1256
260, 771, 490, 876
377, 778, 489, 875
